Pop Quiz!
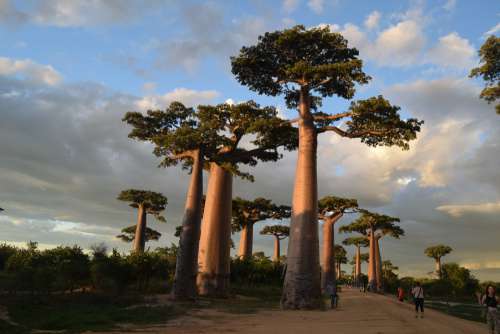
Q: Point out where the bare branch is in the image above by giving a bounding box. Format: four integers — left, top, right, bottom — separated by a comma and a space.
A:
318, 126, 385, 137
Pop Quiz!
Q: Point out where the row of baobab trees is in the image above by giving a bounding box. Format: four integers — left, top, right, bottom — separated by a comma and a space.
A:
118, 25, 424, 309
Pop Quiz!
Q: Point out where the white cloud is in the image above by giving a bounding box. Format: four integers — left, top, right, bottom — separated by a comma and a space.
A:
443, 0, 456, 11
282, 0, 299, 13
484, 23, 500, 37
135, 88, 219, 111
364, 10, 381, 30
437, 202, 500, 218
427, 32, 475, 70
308, 0, 324, 14
0, 57, 62, 85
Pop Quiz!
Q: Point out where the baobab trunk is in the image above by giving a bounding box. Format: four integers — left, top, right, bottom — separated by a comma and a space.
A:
282, 88, 321, 309
273, 235, 280, 262
436, 258, 442, 279
375, 237, 382, 292
368, 227, 377, 291
197, 163, 233, 297
171, 149, 203, 300
320, 216, 340, 292
133, 204, 146, 253
238, 223, 254, 259
355, 245, 361, 286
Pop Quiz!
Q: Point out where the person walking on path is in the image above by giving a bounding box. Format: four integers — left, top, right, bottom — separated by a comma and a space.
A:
326, 283, 338, 309
397, 286, 405, 302
480, 285, 499, 334
411, 282, 425, 318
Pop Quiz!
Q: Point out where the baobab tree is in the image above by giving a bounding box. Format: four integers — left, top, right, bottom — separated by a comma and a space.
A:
196, 102, 296, 297
260, 225, 290, 262
334, 244, 347, 280
117, 189, 167, 253
232, 197, 291, 259
339, 210, 401, 292
343, 236, 369, 286
231, 25, 423, 308
374, 223, 404, 291
318, 196, 358, 291
470, 35, 499, 114
425, 245, 453, 279
117, 225, 162, 245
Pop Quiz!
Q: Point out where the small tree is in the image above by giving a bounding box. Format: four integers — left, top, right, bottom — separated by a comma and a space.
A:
318, 196, 358, 291
117, 225, 162, 245
232, 197, 291, 259
333, 244, 347, 280
469, 35, 500, 114
117, 190, 167, 253
425, 245, 452, 279
232, 25, 423, 309
343, 236, 369, 286
260, 225, 290, 262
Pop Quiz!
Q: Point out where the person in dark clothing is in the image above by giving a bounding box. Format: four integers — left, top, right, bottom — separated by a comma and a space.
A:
411, 282, 424, 318
481, 285, 499, 334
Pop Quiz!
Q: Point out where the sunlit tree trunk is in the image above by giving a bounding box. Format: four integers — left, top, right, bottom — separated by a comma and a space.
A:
436, 257, 442, 279
368, 226, 377, 291
197, 163, 233, 297
273, 235, 280, 262
320, 215, 341, 292
282, 88, 321, 309
355, 245, 361, 286
133, 204, 146, 253
375, 236, 382, 292
171, 149, 203, 300
238, 223, 254, 259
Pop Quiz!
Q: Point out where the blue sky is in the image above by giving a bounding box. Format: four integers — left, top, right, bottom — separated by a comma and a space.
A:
0, 0, 499, 280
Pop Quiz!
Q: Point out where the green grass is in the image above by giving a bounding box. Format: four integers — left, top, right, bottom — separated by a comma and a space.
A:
1, 293, 187, 333
426, 300, 484, 323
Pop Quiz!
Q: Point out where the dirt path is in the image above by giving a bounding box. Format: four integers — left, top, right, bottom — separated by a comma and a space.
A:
102, 288, 488, 334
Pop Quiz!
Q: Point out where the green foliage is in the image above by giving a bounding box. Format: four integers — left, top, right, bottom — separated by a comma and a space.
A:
116, 225, 162, 243
470, 35, 500, 114
0, 243, 18, 270
230, 255, 284, 287
342, 236, 369, 248
425, 244, 453, 260
441, 263, 479, 297
339, 209, 403, 238
232, 197, 291, 231
260, 225, 290, 239
333, 244, 347, 263
117, 189, 167, 222
318, 195, 358, 219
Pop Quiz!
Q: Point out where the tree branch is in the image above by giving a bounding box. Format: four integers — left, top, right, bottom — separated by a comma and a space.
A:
313, 111, 353, 122
318, 126, 385, 137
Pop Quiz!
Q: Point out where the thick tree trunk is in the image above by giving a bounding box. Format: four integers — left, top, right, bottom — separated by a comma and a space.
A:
197, 163, 233, 297
337, 262, 342, 280
320, 219, 335, 292
282, 88, 321, 309
368, 226, 377, 291
375, 237, 382, 292
355, 245, 361, 286
436, 258, 442, 279
133, 204, 146, 253
171, 149, 203, 300
238, 223, 254, 259
273, 235, 280, 262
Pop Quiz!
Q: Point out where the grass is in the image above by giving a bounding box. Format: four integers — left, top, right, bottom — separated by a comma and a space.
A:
0, 293, 188, 333
426, 300, 484, 323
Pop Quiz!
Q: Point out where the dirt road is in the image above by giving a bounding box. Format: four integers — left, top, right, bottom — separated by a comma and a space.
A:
127, 289, 488, 334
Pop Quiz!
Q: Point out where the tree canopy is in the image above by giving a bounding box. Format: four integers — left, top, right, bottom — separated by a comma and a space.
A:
470, 35, 500, 114
231, 25, 423, 148
117, 189, 167, 222
232, 197, 291, 231
425, 245, 453, 260
318, 196, 358, 221
334, 244, 348, 264
339, 209, 403, 237
260, 225, 290, 239
342, 236, 369, 248
116, 225, 162, 243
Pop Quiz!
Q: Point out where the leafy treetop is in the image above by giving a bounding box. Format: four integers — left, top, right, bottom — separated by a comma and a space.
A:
116, 225, 162, 243
318, 196, 358, 221
342, 236, 369, 248
425, 245, 453, 260
334, 244, 348, 263
339, 209, 403, 238
117, 189, 167, 222
232, 197, 291, 231
124, 101, 297, 180
469, 35, 500, 114
260, 225, 290, 240
231, 25, 423, 149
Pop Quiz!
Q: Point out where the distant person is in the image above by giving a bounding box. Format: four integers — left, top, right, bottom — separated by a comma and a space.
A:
411, 282, 425, 318
326, 283, 338, 309
397, 286, 405, 302
481, 285, 499, 334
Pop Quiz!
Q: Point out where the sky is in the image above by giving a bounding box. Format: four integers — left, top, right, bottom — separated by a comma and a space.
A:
0, 0, 499, 281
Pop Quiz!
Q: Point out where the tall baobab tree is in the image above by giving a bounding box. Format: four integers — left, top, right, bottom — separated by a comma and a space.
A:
318, 196, 358, 292
117, 225, 162, 244
339, 210, 401, 292
260, 225, 290, 262
117, 189, 167, 253
469, 35, 500, 114
196, 102, 296, 297
334, 244, 347, 280
231, 25, 423, 308
232, 197, 291, 259
343, 236, 369, 286
425, 245, 453, 279
374, 223, 404, 291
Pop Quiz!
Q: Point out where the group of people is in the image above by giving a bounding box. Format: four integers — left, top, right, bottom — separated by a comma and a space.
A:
396, 283, 500, 333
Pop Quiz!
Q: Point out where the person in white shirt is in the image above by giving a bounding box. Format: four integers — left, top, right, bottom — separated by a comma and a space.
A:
411, 282, 425, 318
